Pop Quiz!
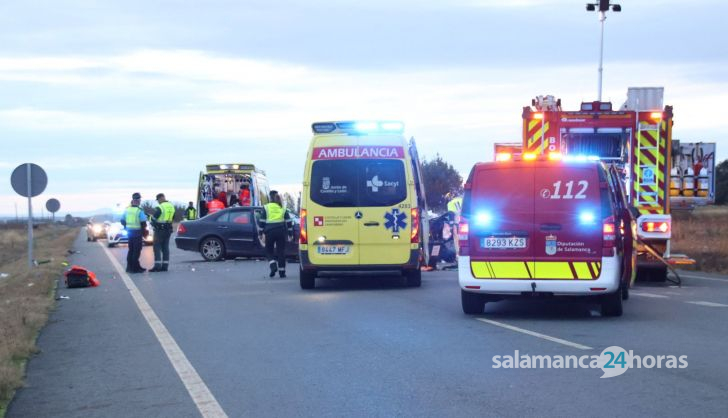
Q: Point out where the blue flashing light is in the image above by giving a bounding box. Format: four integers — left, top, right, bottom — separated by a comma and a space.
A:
121, 229, 128, 236
563, 155, 600, 163
579, 211, 596, 224
475, 211, 492, 226
312, 120, 405, 135
354, 121, 378, 132
312, 122, 336, 133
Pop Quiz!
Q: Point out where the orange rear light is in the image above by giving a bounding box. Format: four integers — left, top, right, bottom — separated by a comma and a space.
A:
410, 208, 420, 243
523, 153, 537, 161
532, 112, 544, 120
299, 209, 308, 244
458, 218, 470, 256
641, 221, 669, 233
177, 224, 187, 234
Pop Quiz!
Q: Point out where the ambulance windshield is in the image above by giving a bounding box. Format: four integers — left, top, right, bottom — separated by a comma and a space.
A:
311, 160, 407, 207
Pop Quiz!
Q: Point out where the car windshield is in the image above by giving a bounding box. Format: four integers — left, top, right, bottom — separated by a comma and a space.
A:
310, 159, 407, 207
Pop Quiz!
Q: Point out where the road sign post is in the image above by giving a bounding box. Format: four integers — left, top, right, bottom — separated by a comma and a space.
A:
11, 163, 48, 269
46, 198, 61, 223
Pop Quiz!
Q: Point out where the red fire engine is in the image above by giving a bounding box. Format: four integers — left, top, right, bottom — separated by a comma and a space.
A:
521, 87, 694, 281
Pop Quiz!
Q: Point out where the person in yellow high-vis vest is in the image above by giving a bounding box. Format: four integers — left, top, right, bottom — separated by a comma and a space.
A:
149, 193, 176, 272
447, 193, 463, 257
120, 192, 148, 273
259, 190, 293, 278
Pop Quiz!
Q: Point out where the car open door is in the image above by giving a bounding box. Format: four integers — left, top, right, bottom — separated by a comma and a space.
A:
409, 137, 430, 266
609, 164, 637, 287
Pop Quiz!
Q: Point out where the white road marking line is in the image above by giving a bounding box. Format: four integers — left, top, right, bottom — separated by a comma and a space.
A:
475, 318, 592, 350
686, 301, 728, 308
99, 243, 228, 418
630, 292, 669, 299
679, 274, 728, 283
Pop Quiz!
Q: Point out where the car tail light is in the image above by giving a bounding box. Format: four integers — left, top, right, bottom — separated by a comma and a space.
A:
641, 221, 669, 233
177, 223, 187, 234
458, 217, 470, 256
299, 209, 308, 244
603, 216, 616, 257
410, 208, 420, 243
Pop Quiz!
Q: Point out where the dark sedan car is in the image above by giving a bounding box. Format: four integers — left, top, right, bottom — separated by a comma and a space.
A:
175, 206, 299, 261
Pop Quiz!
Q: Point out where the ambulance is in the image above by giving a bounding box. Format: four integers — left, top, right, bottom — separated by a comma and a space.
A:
298, 121, 429, 289
196, 164, 270, 217
458, 153, 636, 317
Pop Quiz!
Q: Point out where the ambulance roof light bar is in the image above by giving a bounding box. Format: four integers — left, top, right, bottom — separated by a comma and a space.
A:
312, 120, 405, 135
497, 153, 600, 163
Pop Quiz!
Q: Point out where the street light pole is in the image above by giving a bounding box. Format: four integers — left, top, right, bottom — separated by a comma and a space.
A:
598, 10, 606, 101
586, 1, 621, 101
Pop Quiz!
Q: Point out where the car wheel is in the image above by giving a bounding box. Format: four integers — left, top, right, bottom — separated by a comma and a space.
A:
108, 242, 116, 248
461, 290, 485, 314
601, 290, 623, 317
87, 235, 91, 242
300, 266, 316, 289
405, 268, 421, 287
200, 237, 225, 261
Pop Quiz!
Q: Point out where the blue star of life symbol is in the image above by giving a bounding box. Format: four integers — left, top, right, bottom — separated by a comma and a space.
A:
384, 208, 407, 232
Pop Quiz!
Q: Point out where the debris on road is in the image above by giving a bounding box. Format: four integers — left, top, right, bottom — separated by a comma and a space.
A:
0, 273, 9, 278
56, 295, 70, 300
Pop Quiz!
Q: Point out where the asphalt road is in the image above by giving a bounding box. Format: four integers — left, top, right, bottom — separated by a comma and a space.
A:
8, 231, 728, 417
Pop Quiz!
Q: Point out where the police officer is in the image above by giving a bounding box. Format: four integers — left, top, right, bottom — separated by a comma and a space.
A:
260, 190, 292, 278
446, 192, 463, 257
120, 193, 148, 273
149, 193, 175, 272
184, 201, 197, 220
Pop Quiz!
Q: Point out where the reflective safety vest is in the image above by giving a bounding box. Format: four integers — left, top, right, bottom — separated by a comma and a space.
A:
447, 197, 463, 214
185, 207, 197, 220
207, 199, 225, 214
156, 201, 175, 223
125, 206, 142, 230
264, 203, 285, 223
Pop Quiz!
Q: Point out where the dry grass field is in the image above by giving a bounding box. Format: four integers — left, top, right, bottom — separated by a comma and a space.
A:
671, 205, 728, 274
0, 225, 77, 415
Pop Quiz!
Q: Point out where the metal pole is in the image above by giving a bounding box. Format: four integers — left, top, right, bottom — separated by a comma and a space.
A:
598, 10, 606, 101
26, 163, 34, 269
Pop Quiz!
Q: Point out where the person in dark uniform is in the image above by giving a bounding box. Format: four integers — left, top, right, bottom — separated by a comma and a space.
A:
149, 193, 175, 272
184, 201, 197, 220
121, 192, 148, 273
259, 190, 293, 278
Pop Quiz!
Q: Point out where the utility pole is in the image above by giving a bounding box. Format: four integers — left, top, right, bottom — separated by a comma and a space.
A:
586, 1, 621, 101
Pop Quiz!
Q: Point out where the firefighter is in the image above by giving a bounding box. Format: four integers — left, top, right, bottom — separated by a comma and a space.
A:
149, 193, 175, 272
184, 201, 197, 220
259, 190, 293, 278
239, 183, 252, 206
120, 192, 148, 273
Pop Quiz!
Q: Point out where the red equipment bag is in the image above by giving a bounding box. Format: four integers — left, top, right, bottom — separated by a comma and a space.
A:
64, 265, 100, 288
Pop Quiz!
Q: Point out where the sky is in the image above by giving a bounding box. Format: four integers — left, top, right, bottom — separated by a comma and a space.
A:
1, 0, 727, 216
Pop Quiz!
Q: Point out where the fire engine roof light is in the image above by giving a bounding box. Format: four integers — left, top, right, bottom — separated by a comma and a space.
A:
563, 155, 600, 162
523, 153, 537, 161
548, 152, 562, 161
649, 112, 663, 120
495, 153, 512, 162
532, 113, 544, 120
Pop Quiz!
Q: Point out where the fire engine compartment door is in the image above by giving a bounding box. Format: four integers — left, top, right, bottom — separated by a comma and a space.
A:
561, 128, 629, 160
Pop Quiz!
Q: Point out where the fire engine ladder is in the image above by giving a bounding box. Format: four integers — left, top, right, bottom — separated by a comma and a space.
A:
635, 123, 660, 208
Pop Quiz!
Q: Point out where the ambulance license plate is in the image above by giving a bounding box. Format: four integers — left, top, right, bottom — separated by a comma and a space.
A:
482, 237, 527, 249
317, 244, 350, 255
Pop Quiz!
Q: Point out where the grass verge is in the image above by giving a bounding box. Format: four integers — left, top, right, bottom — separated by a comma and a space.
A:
672, 205, 728, 274
0, 225, 78, 416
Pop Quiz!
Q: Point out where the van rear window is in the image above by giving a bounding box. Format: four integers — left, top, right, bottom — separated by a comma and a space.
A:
310, 160, 407, 207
